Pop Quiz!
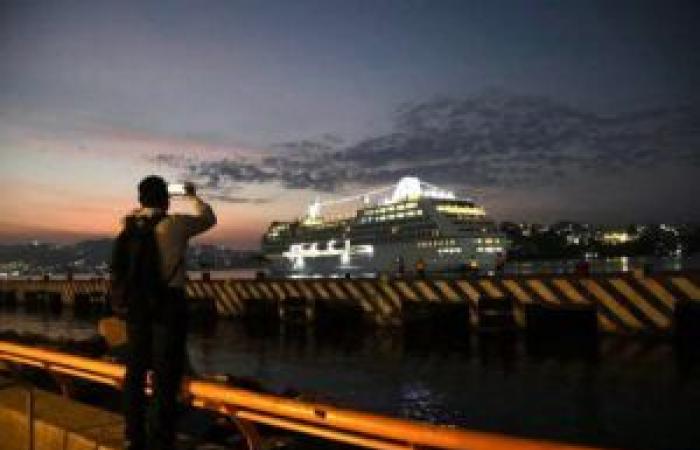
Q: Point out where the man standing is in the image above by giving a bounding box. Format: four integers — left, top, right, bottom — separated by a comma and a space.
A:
114, 176, 216, 450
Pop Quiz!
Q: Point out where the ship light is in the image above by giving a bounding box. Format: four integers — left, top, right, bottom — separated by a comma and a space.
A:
354, 244, 374, 255
436, 205, 486, 216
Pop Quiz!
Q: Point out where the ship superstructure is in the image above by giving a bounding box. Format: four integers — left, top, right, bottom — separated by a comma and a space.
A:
262, 177, 507, 276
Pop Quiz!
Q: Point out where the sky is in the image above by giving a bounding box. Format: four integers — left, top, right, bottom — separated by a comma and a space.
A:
1, 0, 699, 248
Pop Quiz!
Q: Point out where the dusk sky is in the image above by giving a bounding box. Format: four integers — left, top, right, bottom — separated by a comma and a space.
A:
1, 0, 699, 248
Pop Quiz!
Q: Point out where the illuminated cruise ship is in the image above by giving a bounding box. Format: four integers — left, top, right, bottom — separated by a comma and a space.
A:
261, 177, 507, 276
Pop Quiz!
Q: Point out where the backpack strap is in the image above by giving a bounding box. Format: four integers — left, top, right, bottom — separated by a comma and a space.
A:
149, 213, 184, 287
164, 257, 184, 286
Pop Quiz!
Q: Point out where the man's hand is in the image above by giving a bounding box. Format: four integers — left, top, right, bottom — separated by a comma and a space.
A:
183, 181, 196, 197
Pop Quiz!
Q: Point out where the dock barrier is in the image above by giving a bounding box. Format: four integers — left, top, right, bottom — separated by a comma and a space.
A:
0, 340, 608, 450
1, 271, 699, 334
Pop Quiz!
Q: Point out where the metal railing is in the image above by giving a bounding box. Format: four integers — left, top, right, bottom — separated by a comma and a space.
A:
0, 340, 608, 450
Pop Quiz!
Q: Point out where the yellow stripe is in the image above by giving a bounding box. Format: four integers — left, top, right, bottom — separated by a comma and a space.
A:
637, 278, 676, 310
222, 281, 238, 301
671, 277, 700, 300
270, 282, 286, 300
377, 282, 401, 307
209, 282, 226, 304
342, 281, 367, 302
552, 279, 589, 304
312, 282, 331, 300
434, 281, 460, 302
327, 281, 347, 299
256, 282, 275, 300
359, 281, 380, 299
214, 297, 233, 315
414, 281, 440, 301
479, 280, 504, 298
501, 280, 532, 303
297, 281, 315, 300
213, 283, 234, 315
361, 281, 391, 314
201, 283, 216, 299
234, 281, 252, 300
246, 282, 262, 299
199, 282, 213, 298
455, 281, 480, 302
342, 280, 373, 312
526, 279, 561, 304
394, 281, 419, 301
512, 303, 526, 328
282, 282, 300, 298
189, 282, 204, 298
597, 314, 618, 333
609, 279, 669, 328
222, 282, 242, 310
581, 279, 643, 329
219, 283, 240, 315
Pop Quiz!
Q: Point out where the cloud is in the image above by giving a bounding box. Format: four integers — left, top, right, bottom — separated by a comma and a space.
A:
204, 193, 271, 204
158, 90, 700, 195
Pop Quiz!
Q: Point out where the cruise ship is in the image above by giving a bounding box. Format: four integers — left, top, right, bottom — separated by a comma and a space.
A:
261, 177, 507, 276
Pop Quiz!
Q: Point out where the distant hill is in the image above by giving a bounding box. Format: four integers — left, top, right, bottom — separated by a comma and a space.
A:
0, 239, 263, 274
0, 239, 113, 273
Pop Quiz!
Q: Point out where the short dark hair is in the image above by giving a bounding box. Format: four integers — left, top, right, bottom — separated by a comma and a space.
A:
138, 175, 168, 208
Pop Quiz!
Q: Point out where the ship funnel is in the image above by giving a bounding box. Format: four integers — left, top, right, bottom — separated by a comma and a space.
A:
307, 196, 321, 220
390, 176, 456, 203
391, 177, 422, 203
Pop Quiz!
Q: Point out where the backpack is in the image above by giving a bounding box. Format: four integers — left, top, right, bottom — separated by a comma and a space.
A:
110, 213, 170, 316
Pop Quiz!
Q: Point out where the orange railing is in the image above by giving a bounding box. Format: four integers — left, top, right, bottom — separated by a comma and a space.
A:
0, 340, 608, 450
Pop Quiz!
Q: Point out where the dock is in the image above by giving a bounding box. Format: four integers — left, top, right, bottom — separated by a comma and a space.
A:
1, 271, 699, 335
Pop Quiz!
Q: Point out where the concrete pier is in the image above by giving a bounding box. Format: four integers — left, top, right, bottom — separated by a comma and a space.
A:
0, 383, 123, 450
1, 271, 699, 334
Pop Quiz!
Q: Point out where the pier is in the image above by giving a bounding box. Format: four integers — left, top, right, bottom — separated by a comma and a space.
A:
1, 271, 698, 335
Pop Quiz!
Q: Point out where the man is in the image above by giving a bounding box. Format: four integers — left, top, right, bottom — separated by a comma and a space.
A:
119, 176, 216, 450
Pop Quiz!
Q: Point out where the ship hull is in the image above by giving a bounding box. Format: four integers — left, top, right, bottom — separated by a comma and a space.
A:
266, 240, 500, 277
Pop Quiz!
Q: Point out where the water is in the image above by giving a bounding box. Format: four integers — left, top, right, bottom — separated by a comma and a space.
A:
1, 309, 699, 450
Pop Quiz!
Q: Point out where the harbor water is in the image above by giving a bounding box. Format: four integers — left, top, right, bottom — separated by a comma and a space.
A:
1, 308, 699, 450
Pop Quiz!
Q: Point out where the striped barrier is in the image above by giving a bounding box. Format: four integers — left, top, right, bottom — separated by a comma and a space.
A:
1, 272, 699, 334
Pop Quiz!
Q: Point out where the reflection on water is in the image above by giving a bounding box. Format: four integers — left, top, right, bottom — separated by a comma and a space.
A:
1, 309, 699, 450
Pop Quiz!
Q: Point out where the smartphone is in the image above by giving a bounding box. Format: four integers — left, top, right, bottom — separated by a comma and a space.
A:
168, 183, 186, 196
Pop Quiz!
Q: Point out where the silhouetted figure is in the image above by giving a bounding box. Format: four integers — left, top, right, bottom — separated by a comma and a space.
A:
575, 259, 590, 275
495, 252, 506, 275
415, 258, 426, 278
113, 176, 215, 450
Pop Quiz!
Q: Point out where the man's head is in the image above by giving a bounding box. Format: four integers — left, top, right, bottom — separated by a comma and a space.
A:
138, 175, 169, 210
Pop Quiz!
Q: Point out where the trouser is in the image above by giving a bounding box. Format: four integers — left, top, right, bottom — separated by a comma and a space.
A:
124, 288, 187, 450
